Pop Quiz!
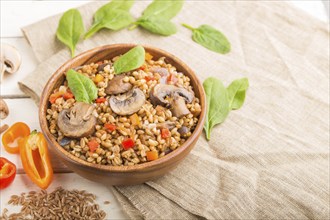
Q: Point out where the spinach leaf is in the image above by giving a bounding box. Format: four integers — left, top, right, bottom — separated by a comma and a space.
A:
227, 78, 249, 110
131, 0, 183, 36
56, 9, 84, 57
203, 77, 249, 140
94, 0, 134, 20
84, 0, 134, 39
182, 24, 231, 54
203, 77, 230, 140
114, 45, 145, 74
140, 0, 184, 20
66, 69, 98, 104
137, 18, 177, 36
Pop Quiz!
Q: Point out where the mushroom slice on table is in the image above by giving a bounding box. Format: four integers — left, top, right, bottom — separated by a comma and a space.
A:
150, 84, 195, 118
0, 98, 9, 119
0, 43, 21, 83
57, 102, 97, 138
105, 75, 132, 95
109, 88, 145, 116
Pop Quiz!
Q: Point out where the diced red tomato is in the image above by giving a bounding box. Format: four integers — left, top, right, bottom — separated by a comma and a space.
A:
0, 157, 16, 189
146, 151, 158, 161
95, 97, 107, 103
167, 74, 178, 84
104, 123, 116, 132
161, 128, 171, 139
145, 76, 156, 82
88, 140, 99, 153
122, 138, 135, 150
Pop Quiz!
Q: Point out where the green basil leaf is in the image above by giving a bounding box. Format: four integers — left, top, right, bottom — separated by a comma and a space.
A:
66, 69, 98, 104
182, 24, 231, 54
85, 9, 134, 39
114, 45, 145, 74
227, 78, 249, 110
56, 9, 84, 57
94, 0, 134, 22
203, 77, 230, 140
140, 0, 184, 20
138, 18, 177, 36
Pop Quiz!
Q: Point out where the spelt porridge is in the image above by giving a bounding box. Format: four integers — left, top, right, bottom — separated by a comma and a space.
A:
46, 53, 201, 166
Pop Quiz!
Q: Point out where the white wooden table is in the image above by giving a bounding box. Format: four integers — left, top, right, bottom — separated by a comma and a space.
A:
0, 1, 328, 219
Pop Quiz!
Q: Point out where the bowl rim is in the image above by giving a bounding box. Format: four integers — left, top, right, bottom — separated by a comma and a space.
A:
39, 43, 206, 173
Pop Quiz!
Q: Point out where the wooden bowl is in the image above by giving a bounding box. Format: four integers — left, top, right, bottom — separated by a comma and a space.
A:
39, 44, 206, 186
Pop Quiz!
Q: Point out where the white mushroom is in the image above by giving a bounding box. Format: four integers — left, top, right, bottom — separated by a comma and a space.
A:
0, 98, 9, 119
0, 43, 22, 83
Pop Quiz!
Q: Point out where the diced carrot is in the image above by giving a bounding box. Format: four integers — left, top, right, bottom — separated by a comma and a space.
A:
167, 74, 178, 84
95, 97, 107, 103
129, 114, 141, 126
93, 74, 104, 83
122, 138, 135, 150
161, 128, 171, 139
139, 64, 146, 70
104, 123, 116, 132
49, 91, 64, 104
146, 151, 158, 161
63, 92, 74, 100
88, 140, 99, 153
145, 52, 153, 61
145, 76, 156, 82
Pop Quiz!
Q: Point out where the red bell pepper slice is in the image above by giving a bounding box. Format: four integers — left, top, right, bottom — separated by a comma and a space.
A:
0, 157, 17, 189
122, 138, 135, 150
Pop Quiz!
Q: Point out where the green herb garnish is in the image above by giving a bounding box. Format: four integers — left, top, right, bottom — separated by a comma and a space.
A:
203, 77, 248, 140
182, 24, 231, 54
132, 0, 184, 36
113, 45, 145, 74
56, 9, 85, 57
66, 69, 98, 104
84, 0, 134, 39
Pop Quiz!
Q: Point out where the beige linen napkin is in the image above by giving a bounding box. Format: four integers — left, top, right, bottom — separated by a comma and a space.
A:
20, 1, 329, 219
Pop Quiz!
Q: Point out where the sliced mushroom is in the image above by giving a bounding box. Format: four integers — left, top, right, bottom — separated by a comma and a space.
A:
150, 84, 194, 107
156, 122, 176, 130
0, 43, 21, 83
0, 124, 9, 134
57, 102, 96, 138
171, 94, 191, 118
150, 84, 194, 118
105, 75, 132, 95
150, 67, 169, 84
0, 98, 9, 119
109, 88, 145, 116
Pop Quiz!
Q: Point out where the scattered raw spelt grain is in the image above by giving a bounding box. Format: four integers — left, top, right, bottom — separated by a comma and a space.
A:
0, 187, 107, 220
